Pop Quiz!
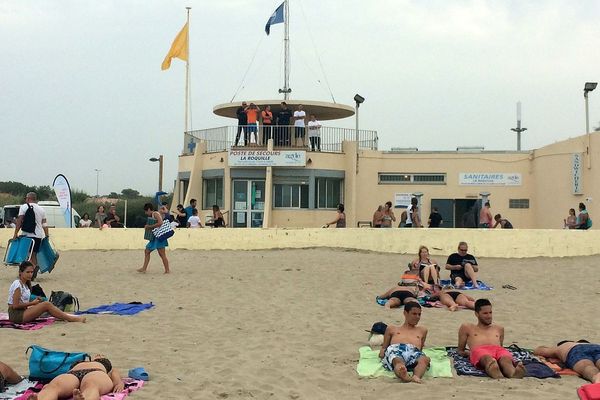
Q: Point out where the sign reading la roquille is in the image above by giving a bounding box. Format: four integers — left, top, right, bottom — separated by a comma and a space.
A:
229, 150, 306, 167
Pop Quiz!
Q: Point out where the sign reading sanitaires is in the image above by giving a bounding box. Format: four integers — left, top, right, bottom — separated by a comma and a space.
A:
229, 150, 306, 167
459, 173, 522, 186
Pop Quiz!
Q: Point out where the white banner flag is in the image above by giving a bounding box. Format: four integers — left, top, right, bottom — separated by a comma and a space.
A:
52, 174, 72, 227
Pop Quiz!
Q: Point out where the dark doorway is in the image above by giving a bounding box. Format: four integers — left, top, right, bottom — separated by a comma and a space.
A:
455, 199, 478, 228
430, 199, 454, 228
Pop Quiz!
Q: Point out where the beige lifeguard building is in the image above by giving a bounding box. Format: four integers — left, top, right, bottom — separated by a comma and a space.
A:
173, 97, 598, 229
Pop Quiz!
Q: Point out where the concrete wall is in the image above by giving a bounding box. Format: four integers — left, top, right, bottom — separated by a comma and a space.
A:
2, 228, 599, 258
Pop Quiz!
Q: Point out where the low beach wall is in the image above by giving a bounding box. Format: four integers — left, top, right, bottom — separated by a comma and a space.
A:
0, 228, 598, 258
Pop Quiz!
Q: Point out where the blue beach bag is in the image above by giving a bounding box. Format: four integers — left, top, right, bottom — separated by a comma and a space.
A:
152, 220, 175, 241
27, 345, 90, 382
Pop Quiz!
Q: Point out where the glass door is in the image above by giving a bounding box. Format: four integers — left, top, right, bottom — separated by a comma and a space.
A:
232, 179, 265, 227
250, 180, 265, 227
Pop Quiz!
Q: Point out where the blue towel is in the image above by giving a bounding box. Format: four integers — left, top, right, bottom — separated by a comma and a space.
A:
78, 302, 154, 315
440, 279, 493, 290
446, 346, 559, 379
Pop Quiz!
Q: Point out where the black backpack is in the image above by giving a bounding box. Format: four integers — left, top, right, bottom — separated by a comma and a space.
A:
21, 205, 37, 233
49, 291, 80, 312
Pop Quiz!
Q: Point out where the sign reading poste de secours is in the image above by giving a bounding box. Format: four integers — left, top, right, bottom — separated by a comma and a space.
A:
459, 173, 522, 186
229, 150, 306, 167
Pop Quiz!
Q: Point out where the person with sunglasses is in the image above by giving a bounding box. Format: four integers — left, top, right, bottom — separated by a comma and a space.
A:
445, 241, 480, 289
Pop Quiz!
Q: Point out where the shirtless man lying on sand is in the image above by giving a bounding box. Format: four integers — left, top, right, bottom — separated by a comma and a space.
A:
534, 340, 600, 383
379, 302, 430, 383
458, 299, 526, 379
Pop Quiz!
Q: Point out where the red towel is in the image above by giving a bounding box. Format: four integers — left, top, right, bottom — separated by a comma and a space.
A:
578, 383, 600, 400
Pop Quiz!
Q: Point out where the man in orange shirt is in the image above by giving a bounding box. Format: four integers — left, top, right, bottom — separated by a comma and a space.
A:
245, 103, 260, 145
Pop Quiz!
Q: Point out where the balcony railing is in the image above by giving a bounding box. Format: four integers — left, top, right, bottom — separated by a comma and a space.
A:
183, 125, 378, 155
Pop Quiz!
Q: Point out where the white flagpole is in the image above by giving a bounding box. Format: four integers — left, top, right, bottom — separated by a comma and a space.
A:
283, 0, 290, 100
185, 7, 191, 133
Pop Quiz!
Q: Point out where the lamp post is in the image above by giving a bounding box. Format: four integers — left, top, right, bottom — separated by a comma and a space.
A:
584, 82, 597, 134
149, 155, 164, 192
354, 94, 365, 146
94, 169, 101, 197
584, 82, 598, 169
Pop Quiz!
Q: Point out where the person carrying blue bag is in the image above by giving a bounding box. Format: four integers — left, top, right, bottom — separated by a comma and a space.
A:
137, 203, 170, 274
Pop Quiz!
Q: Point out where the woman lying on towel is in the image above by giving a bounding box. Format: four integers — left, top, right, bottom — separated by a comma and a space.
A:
28, 354, 123, 400
427, 285, 476, 311
7, 261, 86, 324
377, 284, 421, 309
0, 361, 23, 392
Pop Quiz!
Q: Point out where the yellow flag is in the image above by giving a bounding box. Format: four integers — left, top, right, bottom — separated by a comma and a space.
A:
161, 22, 189, 70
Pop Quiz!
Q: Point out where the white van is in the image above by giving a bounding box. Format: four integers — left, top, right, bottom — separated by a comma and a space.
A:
2, 201, 81, 228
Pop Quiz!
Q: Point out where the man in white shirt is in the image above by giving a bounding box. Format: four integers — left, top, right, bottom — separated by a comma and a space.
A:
404, 197, 418, 228
13, 192, 49, 268
293, 104, 307, 147
307, 114, 322, 151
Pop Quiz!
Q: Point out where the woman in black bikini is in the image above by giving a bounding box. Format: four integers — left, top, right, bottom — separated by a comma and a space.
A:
430, 286, 475, 311
377, 285, 420, 309
410, 245, 440, 285
29, 355, 122, 400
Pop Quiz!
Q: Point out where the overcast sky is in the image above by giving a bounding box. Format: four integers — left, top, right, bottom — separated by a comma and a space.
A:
2, 0, 599, 196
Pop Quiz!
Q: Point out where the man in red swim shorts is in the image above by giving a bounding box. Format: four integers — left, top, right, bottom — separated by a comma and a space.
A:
457, 299, 526, 379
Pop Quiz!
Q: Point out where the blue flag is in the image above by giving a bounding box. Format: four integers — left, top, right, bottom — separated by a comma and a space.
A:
265, 2, 285, 35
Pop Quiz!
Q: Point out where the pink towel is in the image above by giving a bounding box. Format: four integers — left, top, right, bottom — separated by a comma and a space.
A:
0, 312, 55, 330
15, 378, 144, 400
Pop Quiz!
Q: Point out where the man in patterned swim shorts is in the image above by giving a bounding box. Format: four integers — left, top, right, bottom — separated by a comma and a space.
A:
378, 302, 430, 383
534, 340, 600, 383
457, 299, 526, 379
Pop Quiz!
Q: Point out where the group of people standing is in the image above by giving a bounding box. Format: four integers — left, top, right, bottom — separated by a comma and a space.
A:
235, 101, 323, 151
564, 202, 593, 229
372, 198, 443, 228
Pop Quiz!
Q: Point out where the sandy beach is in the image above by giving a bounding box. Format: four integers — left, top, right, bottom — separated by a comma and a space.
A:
1, 248, 598, 399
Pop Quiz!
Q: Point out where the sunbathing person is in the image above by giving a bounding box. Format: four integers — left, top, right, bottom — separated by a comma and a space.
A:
7, 261, 85, 324
457, 299, 525, 379
28, 354, 123, 400
428, 285, 475, 311
377, 284, 420, 309
410, 245, 440, 285
445, 241, 479, 288
0, 361, 23, 392
533, 340, 600, 383
379, 302, 430, 383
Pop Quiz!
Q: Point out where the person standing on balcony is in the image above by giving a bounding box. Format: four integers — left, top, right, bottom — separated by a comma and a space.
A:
293, 104, 307, 147
277, 101, 292, 146
261, 105, 273, 145
245, 103, 260, 145
235, 101, 248, 146
307, 114, 322, 151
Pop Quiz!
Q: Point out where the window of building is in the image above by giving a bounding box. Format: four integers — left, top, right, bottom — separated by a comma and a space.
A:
274, 184, 309, 208
203, 178, 223, 209
509, 199, 529, 209
316, 178, 343, 209
378, 173, 446, 184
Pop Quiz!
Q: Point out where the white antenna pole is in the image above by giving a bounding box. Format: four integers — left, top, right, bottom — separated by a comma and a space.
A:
511, 101, 526, 151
